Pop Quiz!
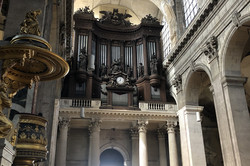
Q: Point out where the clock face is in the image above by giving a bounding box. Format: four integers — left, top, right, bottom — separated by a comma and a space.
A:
116, 76, 125, 85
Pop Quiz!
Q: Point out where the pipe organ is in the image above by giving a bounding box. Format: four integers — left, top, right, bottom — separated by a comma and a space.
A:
62, 7, 167, 108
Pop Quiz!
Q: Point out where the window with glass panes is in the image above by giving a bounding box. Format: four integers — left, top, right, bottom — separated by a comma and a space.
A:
161, 18, 171, 59
183, 0, 198, 27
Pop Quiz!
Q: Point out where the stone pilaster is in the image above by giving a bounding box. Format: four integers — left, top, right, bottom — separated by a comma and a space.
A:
0, 138, 15, 166
166, 121, 179, 166
130, 127, 139, 166
178, 105, 206, 166
88, 119, 102, 166
56, 117, 70, 166
138, 120, 148, 166
221, 76, 250, 166
157, 129, 168, 166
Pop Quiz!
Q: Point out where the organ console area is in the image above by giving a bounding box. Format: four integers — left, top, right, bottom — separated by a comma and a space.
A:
62, 7, 167, 108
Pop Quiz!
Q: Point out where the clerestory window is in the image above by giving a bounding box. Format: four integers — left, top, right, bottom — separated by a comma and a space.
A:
183, 0, 198, 27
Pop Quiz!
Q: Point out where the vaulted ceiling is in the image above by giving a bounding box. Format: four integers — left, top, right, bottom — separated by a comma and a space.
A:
73, 0, 177, 45
74, 0, 176, 25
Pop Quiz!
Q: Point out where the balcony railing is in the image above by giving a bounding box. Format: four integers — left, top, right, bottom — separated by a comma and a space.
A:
60, 99, 101, 108
59, 99, 177, 112
139, 102, 177, 112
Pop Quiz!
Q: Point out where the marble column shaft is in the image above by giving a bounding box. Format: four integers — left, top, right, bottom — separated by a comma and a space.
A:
56, 117, 70, 166
88, 119, 102, 166
167, 121, 179, 166
138, 120, 148, 166
131, 128, 139, 166
158, 130, 168, 166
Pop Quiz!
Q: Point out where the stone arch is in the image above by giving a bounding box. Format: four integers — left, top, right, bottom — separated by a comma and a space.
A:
221, 14, 250, 77
184, 63, 212, 105
184, 64, 224, 165
220, 14, 250, 112
100, 142, 130, 163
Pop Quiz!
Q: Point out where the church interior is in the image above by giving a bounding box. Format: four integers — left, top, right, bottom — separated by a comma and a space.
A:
0, 0, 249, 166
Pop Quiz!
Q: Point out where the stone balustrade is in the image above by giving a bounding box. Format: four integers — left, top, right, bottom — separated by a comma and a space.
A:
60, 99, 101, 108
60, 99, 177, 113
139, 102, 177, 112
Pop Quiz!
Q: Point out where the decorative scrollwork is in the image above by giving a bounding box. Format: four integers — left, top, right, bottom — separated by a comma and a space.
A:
99, 9, 132, 26
137, 120, 148, 132
75, 6, 93, 14
202, 36, 218, 62
172, 74, 182, 93
141, 14, 160, 25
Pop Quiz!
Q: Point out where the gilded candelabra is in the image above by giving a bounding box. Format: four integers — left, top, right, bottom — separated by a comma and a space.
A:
0, 10, 69, 165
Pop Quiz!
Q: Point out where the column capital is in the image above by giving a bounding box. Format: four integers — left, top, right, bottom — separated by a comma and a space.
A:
89, 119, 102, 133
130, 127, 139, 138
178, 105, 204, 115
221, 76, 247, 87
166, 121, 178, 133
58, 117, 70, 129
137, 120, 148, 133
157, 129, 166, 138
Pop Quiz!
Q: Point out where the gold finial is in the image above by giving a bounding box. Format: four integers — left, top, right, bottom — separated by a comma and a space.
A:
20, 9, 42, 36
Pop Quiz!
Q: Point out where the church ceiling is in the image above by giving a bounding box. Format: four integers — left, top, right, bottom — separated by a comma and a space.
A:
73, 0, 175, 25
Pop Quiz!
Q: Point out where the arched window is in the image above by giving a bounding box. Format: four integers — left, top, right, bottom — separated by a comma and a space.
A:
100, 149, 125, 166
161, 18, 171, 59
183, 0, 198, 26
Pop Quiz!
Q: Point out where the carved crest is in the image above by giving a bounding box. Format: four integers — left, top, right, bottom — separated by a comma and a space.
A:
99, 9, 132, 26
75, 6, 93, 14
202, 36, 218, 62
141, 14, 160, 25
172, 74, 182, 93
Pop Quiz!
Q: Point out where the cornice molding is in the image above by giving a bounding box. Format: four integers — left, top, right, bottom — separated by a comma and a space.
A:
164, 0, 220, 67
59, 108, 177, 121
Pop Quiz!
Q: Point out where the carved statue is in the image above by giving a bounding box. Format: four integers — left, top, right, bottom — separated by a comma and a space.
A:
110, 59, 122, 74
100, 63, 107, 77
78, 47, 88, 71
138, 63, 144, 77
66, 56, 74, 69
99, 9, 132, 26
150, 54, 158, 75
0, 82, 13, 137
20, 9, 42, 36
126, 65, 132, 77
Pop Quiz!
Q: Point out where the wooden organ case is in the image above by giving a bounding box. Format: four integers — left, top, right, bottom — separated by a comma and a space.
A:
62, 7, 167, 109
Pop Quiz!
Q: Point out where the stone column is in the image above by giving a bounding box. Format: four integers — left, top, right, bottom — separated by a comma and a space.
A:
88, 119, 102, 166
157, 129, 168, 166
178, 105, 206, 166
56, 117, 70, 166
130, 128, 139, 166
167, 121, 179, 166
221, 76, 250, 166
138, 120, 148, 166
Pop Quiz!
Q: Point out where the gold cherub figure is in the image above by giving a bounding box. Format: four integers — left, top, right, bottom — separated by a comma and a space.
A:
20, 9, 42, 36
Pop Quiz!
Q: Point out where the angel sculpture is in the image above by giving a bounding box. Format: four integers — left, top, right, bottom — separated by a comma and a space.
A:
20, 9, 42, 36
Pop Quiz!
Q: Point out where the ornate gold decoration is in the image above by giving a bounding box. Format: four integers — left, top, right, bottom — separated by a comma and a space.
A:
14, 114, 48, 165
20, 10, 42, 36
0, 10, 69, 164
